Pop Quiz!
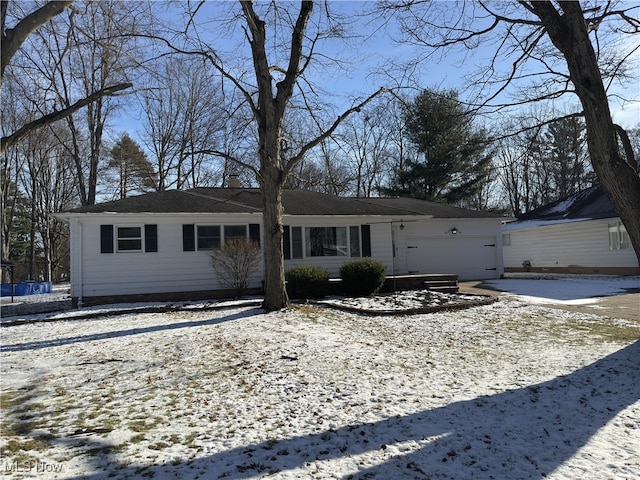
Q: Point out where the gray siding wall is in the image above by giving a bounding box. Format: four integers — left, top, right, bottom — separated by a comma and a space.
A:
503, 218, 638, 270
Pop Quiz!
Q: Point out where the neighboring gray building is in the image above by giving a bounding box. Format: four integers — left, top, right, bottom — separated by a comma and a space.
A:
502, 185, 639, 275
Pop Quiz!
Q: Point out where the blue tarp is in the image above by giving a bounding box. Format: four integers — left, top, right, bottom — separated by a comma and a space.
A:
1, 281, 52, 297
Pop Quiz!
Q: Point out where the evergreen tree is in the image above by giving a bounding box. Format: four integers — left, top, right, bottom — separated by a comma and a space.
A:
107, 134, 156, 199
544, 117, 593, 199
1, 177, 32, 280
385, 89, 493, 205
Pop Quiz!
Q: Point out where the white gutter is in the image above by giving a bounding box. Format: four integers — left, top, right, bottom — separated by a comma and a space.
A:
76, 217, 83, 307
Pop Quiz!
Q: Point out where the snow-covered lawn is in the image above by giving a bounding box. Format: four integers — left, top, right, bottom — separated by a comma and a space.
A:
1, 282, 639, 479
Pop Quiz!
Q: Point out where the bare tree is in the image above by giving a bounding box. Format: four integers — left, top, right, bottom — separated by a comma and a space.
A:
43, 1, 143, 205
285, 136, 355, 195
140, 56, 229, 190
336, 100, 396, 197
495, 124, 539, 216
315, 138, 354, 195
1, 121, 76, 281
543, 116, 594, 199
1, 71, 27, 265
21, 127, 76, 281
0, 1, 131, 154
240, 2, 386, 310
148, 1, 386, 310
390, 0, 640, 263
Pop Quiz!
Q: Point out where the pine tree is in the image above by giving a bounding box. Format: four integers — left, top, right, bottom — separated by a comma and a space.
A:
385, 89, 492, 205
544, 117, 593, 199
108, 134, 156, 199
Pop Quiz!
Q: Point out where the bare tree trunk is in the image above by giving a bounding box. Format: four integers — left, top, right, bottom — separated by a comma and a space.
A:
259, 163, 288, 311
28, 174, 36, 279
43, 218, 51, 282
164, 2, 385, 310
528, 1, 640, 264
241, 0, 313, 310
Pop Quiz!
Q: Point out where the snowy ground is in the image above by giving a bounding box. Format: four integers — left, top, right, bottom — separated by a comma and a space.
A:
1, 276, 639, 479
484, 273, 640, 305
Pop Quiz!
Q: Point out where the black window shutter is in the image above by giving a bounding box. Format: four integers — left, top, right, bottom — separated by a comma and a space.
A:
361, 225, 371, 257
249, 223, 261, 246
145, 225, 158, 252
283, 225, 291, 260
100, 225, 114, 254
182, 224, 195, 251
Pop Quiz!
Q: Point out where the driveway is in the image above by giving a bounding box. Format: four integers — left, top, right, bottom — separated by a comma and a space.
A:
460, 275, 640, 322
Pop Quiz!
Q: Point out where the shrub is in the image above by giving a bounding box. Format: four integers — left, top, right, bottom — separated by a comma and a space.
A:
340, 259, 386, 297
209, 239, 261, 297
285, 265, 330, 300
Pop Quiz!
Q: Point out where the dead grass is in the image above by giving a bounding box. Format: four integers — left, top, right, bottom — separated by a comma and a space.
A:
567, 320, 640, 342
1, 300, 637, 477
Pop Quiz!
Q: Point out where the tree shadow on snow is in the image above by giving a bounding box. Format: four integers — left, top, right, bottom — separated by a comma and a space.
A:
0, 308, 261, 352
66, 340, 639, 479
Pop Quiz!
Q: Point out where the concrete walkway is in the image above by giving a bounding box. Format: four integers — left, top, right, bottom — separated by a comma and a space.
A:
460, 280, 639, 322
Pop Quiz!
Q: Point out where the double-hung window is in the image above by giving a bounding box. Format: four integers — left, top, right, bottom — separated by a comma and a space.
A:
183, 224, 261, 251
117, 226, 142, 252
197, 225, 221, 250
100, 224, 157, 253
224, 225, 247, 245
608, 222, 630, 250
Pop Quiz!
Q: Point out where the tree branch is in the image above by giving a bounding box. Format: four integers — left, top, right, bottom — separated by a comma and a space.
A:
276, 0, 313, 107
1, 82, 132, 153
614, 124, 638, 173
190, 149, 260, 180
284, 87, 387, 178
1, 0, 73, 81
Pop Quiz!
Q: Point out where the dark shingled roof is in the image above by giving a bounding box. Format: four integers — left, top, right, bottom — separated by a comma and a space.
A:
516, 185, 618, 222
61, 188, 502, 219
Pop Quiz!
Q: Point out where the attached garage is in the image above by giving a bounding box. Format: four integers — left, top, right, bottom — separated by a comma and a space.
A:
406, 236, 499, 280
56, 189, 505, 305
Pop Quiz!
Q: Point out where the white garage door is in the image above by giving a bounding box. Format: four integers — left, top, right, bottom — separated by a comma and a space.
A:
406, 236, 498, 280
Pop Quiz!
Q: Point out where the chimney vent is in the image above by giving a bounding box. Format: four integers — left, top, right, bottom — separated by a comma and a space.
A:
228, 173, 240, 188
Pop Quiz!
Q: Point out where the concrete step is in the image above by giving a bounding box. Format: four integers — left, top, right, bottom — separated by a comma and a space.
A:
424, 275, 459, 293
426, 285, 460, 294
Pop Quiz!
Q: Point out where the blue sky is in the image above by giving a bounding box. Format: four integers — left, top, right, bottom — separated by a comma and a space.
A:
112, 1, 639, 142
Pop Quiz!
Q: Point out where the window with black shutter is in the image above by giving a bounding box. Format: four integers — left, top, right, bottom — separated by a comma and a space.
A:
249, 223, 261, 246
100, 225, 114, 254
145, 225, 158, 252
183, 224, 195, 251
361, 225, 371, 257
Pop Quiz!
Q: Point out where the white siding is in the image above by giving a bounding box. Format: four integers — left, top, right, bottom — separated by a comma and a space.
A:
503, 218, 639, 270
64, 212, 504, 299
70, 213, 263, 299
394, 219, 504, 279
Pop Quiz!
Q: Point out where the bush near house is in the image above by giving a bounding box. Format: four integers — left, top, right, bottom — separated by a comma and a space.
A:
285, 265, 330, 300
209, 239, 261, 297
340, 259, 386, 297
